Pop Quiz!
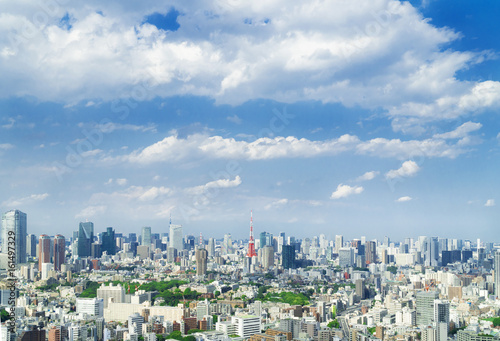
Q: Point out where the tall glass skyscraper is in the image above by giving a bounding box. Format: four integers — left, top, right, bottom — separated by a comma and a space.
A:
1, 210, 27, 265
102, 227, 116, 255
39, 234, 51, 272
26, 233, 37, 258
281, 245, 295, 269
54, 234, 65, 271
141, 226, 151, 246
78, 222, 94, 257
169, 224, 183, 251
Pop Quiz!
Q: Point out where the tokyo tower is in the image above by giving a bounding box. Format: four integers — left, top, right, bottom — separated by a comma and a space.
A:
246, 210, 257, 257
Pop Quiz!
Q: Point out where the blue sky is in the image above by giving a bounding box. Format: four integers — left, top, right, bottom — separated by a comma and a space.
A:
0, 0, 499, 241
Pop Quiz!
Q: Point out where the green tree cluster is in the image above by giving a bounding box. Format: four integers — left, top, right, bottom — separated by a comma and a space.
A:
327, 320, 340, 329
387, 266, 398, 274
163, 331, 196, 341
256, 291, 309, 306
0, 309, 10, 322
80, 281, 100, 298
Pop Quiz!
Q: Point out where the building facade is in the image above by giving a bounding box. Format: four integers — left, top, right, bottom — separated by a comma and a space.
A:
1, 210, 27, 265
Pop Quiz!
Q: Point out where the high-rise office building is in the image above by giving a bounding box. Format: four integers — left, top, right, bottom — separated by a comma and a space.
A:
102, 227, 116, 255
302, 238, 311, 255
423, 237, 439, 267
335, 235, 343, 253
319, 234, 327, 249
495, 251, 500, 297
384, 236, 390, 246
339, 248, 355, 268
39, 234, 51, 272
222, 233, 233, 254
260, 232, 272, 248
282, 245, 295, 269
365, 241, 377, 264
185, 235, 195, 250
96, 318, 104, 341
195, 248, 208, 276
129, 233, 137, 243
141, 227, 152, 246
434, 300, 449, 324
169, 224, 183, 251
356, 279, 365, 299
2, 210, 27, 264
167, 246, 177, 263
441, 250, 461, 266
207, 238, 215, 257
54, 235, 65, 271
196, 300, 211, 321
434, 300, 450, 341
262, 245, 274, 270
416, 291, 439, 326
462, 250, 473, 263
78, 222, 94, 258
26, 234, 37, 258
128, 313, 144, 336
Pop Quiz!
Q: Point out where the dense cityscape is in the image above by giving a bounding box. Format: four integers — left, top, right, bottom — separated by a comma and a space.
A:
1, 209, 500, 341
1, 1, 500, 341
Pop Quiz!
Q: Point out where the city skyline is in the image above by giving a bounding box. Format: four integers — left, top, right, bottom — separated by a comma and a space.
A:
1, 1, 500, 239
2, 210, 498, 244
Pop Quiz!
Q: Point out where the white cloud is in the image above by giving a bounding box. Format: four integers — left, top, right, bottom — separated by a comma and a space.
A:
116, 129, 473, 165
137, 186, 171, 201
81, 149, 103, 157
0, 1, 497, 131
0, 143, 14, 150
396, 196, 412, 202
186, 175, 242, 195
123, 133, 360, 163
485, 199, 495, 207
226, 115, 242, 124
1, 118, 15, 129
102, 178, 128, 186
75, 205, 107, 219
330, 184, 364, 199
97, 122, 157, 133
356, 171, 379, 181
2, 193, 49, 207
116, 178, 128, 186
386, 160, 420, 179
356, 137, 467, 159
264, 198, 288, 210
433, 121, 482, 139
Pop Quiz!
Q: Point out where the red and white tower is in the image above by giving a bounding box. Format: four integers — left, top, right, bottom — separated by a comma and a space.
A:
247, 210, 257, 257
